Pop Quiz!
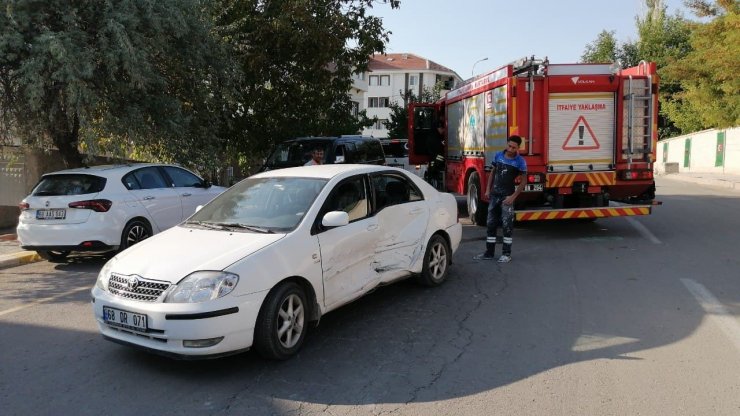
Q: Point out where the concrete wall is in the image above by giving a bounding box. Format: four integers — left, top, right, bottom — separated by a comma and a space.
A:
655, 126, 740, 175
0, 146, 71, 228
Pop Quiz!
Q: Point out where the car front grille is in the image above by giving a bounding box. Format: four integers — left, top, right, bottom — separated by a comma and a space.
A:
109, 273, 171, 302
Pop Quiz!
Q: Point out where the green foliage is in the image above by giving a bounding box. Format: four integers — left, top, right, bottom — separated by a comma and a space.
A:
0, 0, 232, 169
663, 1, 740, 131
581, 30, 619, 63
384, 83, 443, 141
211, 0, 399, 164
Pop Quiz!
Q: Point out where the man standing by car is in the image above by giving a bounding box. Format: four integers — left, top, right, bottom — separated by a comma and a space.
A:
305, 148, 324, 166
475, 135, 527, 263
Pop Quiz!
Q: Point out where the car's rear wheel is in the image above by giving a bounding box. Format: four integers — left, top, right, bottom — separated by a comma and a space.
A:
254, 282, 308, 360
37, 250, 70, 263
120, 219, 151, 251
416, 234, 450, 287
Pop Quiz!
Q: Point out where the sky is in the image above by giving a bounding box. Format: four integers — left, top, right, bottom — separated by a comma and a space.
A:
369, 0, 694, 79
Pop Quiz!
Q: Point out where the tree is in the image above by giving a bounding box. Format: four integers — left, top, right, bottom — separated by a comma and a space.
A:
633, 0, 694, 137
0, 0, 232, 169
210, 0, 400, 166
384, 83, 443, 141
581, 30, 619, 63
662, 0, 739, 131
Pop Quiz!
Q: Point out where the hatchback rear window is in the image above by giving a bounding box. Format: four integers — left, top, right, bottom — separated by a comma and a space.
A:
382, 141, 408, 158
32, 174, 107, 196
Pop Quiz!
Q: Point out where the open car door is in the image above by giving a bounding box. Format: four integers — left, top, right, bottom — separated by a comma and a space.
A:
407, 103, 438, 165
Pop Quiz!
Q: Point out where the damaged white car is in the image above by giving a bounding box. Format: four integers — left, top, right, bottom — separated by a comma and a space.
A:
91, 164, 461, 360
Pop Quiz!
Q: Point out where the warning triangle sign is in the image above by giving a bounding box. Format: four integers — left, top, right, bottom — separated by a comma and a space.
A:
562, 116, 600, 150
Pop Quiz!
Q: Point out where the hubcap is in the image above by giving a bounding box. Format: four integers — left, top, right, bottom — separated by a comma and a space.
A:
277, 294, 305, 349
428, 241, 448, 280
126, 225, 149, 246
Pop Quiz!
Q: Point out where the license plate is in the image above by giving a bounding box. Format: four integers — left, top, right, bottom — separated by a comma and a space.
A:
103, 306, 148, 331
525, 184, 544, 192
36, 209, 66, 220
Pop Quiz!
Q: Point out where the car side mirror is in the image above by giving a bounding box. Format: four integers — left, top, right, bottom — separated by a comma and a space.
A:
322, 211, 349, 227
197, 179, 212, 188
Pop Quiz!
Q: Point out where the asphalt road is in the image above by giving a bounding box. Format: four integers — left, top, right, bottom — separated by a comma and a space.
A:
1, 176, 739, 416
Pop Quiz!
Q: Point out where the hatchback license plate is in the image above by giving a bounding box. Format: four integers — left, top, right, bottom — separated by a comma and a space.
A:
36, 209, 66, 220
103, 306, 148, 331
525, 184, 544, 192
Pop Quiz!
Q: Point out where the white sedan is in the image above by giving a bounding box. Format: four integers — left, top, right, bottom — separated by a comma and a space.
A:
91, 164, 462, 360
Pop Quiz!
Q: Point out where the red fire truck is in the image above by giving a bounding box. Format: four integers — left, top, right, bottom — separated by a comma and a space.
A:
408, 56, 659, 225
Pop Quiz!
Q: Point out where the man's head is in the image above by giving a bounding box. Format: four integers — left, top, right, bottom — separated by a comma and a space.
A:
311, 148, 324, 162
505, 135, 522, 156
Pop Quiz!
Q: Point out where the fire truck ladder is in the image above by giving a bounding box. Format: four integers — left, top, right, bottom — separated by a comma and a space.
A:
626, 75, 653, 163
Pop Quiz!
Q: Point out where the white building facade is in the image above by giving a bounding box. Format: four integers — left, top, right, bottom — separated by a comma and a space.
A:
360, 53, 461, 138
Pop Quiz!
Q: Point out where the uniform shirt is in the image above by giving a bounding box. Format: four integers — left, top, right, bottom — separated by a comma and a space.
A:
491, 151, 527, 196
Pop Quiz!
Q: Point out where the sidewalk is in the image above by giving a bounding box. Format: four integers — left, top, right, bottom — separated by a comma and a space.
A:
0, 230, 41, 270
657, 171, 740, 191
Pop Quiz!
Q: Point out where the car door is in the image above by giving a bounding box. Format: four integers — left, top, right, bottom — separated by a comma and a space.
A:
124, 167, 183, 232
316, 175, 380, 309
161, 166, 217, 217
370, 172, 430, 278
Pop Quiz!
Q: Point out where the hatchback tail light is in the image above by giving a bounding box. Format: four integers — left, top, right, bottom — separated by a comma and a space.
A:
19, 202, 29, 210
68, 199, 112, 212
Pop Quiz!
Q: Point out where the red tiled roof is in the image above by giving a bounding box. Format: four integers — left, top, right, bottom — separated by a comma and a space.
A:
369, 53, 457, 75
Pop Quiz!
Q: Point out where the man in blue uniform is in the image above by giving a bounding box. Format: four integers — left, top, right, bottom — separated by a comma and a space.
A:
475, 135, 527, 262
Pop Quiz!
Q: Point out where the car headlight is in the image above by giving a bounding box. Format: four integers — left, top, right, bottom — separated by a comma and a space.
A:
164, 271, 239, 303
95, 256, 118, 292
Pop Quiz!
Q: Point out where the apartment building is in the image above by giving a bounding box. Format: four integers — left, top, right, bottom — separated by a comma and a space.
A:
360, 53, 461, 138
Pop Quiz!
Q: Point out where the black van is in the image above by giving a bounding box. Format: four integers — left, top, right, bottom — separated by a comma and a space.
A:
260, 136, 385, 171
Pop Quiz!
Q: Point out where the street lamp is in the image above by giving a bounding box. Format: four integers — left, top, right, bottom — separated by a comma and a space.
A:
472, 57, 489, 77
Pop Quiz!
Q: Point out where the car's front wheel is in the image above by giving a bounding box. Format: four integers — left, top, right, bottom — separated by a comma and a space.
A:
416, 234, 450, 287
120, 219, 151, 251
37, 250, 70, 263
254, 281, 309, 360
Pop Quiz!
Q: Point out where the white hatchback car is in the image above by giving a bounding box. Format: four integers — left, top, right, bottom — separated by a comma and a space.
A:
17, 164, 225, 261
91, 164, 462, 360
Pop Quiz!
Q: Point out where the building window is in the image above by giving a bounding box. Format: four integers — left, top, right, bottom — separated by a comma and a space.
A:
409, 75, 418, 86
367, 97, 390, 108
350, 101, 359, 116
374, 119, 387, 130
370, 75, 390, 86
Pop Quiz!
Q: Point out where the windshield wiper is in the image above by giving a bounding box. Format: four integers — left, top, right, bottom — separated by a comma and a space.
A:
215, 222, 274, 234
183, 220, 228, 230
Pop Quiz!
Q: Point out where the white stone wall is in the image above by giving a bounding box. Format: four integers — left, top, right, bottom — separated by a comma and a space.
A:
656, 126, 740, 175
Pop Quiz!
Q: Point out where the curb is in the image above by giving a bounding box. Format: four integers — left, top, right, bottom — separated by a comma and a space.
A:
0, 251, 42, 270
659, 174, 739, 190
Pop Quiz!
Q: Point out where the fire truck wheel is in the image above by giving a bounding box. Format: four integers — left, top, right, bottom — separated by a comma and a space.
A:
467, 173, 487, 226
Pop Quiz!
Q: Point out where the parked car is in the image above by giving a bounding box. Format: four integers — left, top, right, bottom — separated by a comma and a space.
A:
17, 164, 225, 261
260, 135, 385, 171
380, 138, 426, 178
91, 164, 462, 360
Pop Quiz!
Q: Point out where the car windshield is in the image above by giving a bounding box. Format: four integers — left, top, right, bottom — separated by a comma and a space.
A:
185, 177, 327, 232
264, 141, 332, 167
31, 174, 107, 196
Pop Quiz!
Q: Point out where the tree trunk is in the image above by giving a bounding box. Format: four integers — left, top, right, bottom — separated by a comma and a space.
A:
51, 113, 84, 168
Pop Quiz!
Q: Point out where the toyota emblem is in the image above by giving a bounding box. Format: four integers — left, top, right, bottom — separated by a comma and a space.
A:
127, 276, 139, 290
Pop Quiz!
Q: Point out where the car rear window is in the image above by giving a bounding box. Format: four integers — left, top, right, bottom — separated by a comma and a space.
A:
382, 141, 408, 158
31, 174, 107, 196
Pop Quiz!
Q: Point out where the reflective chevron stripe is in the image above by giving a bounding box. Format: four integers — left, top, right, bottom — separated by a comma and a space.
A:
515, 206, 651, 221
546, 172, 616, 187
